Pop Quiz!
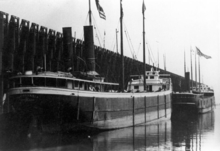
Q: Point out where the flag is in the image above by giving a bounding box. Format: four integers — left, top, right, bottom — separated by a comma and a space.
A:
196, 47, 211, 59
142, 0, 146, 14
95, 0, 106, 20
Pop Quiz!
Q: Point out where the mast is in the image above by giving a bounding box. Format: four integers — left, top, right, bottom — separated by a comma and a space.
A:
198, 54, 201, 92
103, 31, 105, 48
195, 49, 197, 91
164, 54, 166, 71
157, 49, 159, 70
120, 0, 124, 91
157, 41, 159, 70
147, 43, 150, 65
184, 50, 186, 74
165, 54, 166, 71
190, 46, 193, 89
142, 0, 146, 91
84, 0, 96, 74
116, 29, 118, 54
89, 0, 92, 26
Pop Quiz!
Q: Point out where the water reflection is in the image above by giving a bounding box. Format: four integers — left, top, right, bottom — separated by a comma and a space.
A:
91, 121, 172, 151
0, 108, 218, 151
0, 117, 172, 151
172, 109, 215, 151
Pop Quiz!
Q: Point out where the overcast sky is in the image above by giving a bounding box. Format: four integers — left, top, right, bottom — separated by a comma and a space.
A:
0, 0, 220, 100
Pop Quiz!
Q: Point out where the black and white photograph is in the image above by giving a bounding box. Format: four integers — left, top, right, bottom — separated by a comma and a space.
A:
0, 0, 219, 150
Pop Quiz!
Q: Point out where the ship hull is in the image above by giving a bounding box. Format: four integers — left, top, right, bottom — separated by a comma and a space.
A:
172, 93, 215, 114
5, 87, 172, 132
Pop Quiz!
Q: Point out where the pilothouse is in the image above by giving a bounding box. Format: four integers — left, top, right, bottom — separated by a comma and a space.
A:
127, 68, 171, 93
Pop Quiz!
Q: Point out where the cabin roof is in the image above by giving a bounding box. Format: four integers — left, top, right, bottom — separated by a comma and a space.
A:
10, 71, 119, 85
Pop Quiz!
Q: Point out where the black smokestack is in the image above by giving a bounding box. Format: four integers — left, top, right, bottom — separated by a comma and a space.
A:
84, 26, 95, 72
185, 72, 190, 92
62, 27, 73, 71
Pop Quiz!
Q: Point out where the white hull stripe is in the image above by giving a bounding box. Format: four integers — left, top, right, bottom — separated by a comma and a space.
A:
8, 87, 172, 98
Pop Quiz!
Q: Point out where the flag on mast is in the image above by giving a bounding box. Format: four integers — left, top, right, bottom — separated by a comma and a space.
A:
196, 47, 211, 59
142, 0, 146, 14
95, 0, 106, 20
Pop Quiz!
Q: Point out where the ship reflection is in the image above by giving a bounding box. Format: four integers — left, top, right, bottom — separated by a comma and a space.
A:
0, 110, 215, 151
90, 121, 172, 151
0, 118, 172, 151
172, 110, 215, 151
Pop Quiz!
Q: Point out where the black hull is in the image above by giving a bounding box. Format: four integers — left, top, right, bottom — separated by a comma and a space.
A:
5, 90, 172, 132
172, 93, 215, 114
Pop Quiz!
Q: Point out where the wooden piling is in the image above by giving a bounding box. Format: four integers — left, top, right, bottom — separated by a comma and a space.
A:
77, 96, 80, 120
157, 95, 159, 119
92, 97, 96, 122
133, 96, 135, 125
164, 95, 167, 117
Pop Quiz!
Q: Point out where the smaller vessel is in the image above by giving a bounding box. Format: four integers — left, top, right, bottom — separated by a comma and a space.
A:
172, 91, 215, 114
172, 47, 215, 114
172, 75, 215, 114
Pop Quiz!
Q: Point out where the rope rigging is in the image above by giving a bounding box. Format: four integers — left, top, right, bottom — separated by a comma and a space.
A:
124, 30, 134, 59
146, 38, 156, 66
110, 19, 120, 52
92, 14, 104, 47
124, 23, 136, 59
136, 43, 141, 59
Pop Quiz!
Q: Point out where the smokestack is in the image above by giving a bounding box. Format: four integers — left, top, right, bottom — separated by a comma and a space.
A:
84, 26, 95, 72
62, 27, 73, 72
0, 12, 5, 113
185, 72, 190, 92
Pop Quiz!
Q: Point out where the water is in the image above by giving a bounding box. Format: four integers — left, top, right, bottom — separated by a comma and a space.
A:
0, 106, 219, 151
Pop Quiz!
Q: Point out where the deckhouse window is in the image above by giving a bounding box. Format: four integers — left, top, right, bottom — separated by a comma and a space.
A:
84, 82, 89, 90
150, 76, 154, 79
74, 81, 79, 88
79, 81, 83, 88
94, 84, 100, 91
104, 85, 111, 92
9, 79, 14, 88
66, 80, 73, 89
100, 84, 104, 91
46, 78, 56, 87
134, 85, 139, 89
21, 77, 32, 86
10, 78, 20, 88
72, 80, 75, 88
57, 79, 66, 88
33, 77, 45, 86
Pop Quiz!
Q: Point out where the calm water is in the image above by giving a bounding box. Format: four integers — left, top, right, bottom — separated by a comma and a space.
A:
0, 106, 219, 151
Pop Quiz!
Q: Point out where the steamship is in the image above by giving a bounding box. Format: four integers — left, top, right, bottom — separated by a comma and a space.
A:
172, 75, 215, 114
6, 67, 172, 131
4, 1, 172, 131
172, 74, 215, 114
172, 50, 215, 114
172, 91, 215, 114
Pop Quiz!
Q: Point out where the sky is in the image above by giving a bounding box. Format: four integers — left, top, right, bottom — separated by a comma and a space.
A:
0, 0, 219, 102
